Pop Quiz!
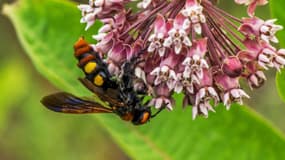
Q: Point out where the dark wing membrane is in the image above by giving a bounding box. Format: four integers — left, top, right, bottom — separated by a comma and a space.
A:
79, 78, 125, 107
41, 92, 113, 114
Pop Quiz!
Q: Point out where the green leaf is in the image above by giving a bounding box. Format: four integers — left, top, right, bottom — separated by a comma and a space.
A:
270, 0, 285, 103
270, 0, 285, 47
4, 0, 285, 159
1, 83, 122, 160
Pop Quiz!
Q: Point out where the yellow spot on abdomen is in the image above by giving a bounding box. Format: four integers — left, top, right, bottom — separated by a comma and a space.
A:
94, 74, 104, 86
84, 62, 97, 74
140, 112, 150, 124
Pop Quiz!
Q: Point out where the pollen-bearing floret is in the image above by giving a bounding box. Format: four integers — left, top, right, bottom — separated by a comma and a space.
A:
78, 0, 284, 119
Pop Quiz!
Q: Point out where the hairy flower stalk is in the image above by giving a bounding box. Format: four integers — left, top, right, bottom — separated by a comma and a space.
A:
78, 0, 284, 119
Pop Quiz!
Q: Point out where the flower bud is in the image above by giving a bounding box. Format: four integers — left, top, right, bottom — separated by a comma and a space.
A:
222, 56, 243, 78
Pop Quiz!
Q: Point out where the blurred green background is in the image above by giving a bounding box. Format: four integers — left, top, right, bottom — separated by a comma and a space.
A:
0, 0, 284, 160
0, 0, 129, 159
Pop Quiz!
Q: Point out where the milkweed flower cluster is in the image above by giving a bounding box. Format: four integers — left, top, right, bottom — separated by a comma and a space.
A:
78, 0, 284, 119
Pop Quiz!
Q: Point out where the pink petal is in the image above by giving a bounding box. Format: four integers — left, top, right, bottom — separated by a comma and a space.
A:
243, 39, 261, 52
174, 13, 187, 29
199, 69, 213, 87
247, 1, 258, 17
154, 14, 166, 33
185, 0, 198, 8
188, 38, 208, 57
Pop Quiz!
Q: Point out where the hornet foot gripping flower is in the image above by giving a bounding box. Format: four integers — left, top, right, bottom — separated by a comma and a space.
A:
78, 0, 284, 119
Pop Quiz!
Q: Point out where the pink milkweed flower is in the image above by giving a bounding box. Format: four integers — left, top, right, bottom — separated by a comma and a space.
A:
78, 0, 127, 30
78, 4, 98, 30
182, 38, 209, 81
239, 17, 283, 43
151, 65, 177, 90
243, 62, 267, 89
235, 0, 268, 17
148, 14, 171, 57
222, 56, 243, 78
240, 39, 285, 71
78, 0, 284, 119
214, 73, 250, 110
149, 83, 175, 110
274, 49, 285, 72
150, 51, 183, 90
163, 13, 192, 54
192, 69, 219, 119
181, 0, 206, 34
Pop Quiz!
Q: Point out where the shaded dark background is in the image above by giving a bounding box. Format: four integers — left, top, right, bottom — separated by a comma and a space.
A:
0, 0, 284, 160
